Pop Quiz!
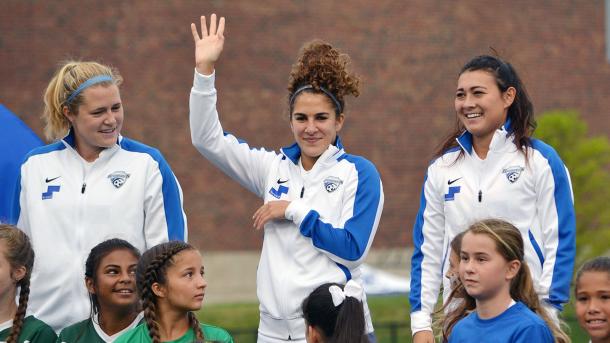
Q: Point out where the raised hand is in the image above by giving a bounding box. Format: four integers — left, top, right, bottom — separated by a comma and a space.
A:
191, 14, 225, 75
252, 201, 290, 231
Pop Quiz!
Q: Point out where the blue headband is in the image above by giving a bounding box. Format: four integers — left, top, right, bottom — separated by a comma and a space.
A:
289, 85, 343, 114
65, 75, 113, 104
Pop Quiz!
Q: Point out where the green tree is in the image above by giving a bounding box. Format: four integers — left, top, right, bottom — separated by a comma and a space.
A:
534, 110, 610, 264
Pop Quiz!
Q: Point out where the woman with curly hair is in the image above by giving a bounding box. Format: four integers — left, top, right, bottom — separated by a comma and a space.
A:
189, 14, 384, 342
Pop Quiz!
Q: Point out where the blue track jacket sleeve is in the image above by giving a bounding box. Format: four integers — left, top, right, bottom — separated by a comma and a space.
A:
285, 156, 383, 269
532, 140, 576, 310
409, 165, 446, 334
190, 70, 277, 198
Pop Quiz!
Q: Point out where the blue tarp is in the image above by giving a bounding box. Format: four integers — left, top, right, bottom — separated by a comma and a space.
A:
0, 104, 43, 223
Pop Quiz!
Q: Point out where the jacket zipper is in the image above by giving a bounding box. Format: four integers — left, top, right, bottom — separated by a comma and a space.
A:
300, 186, 304, 198
478, 190, 482, 202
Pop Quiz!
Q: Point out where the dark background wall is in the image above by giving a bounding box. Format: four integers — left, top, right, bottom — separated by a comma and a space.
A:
2, 0, 609, 251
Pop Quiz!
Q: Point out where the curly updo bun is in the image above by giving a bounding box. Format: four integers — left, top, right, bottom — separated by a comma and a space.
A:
288, 40, 360, 115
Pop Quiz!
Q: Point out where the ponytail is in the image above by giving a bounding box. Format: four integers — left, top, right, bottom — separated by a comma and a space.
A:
302, 281, 368, 343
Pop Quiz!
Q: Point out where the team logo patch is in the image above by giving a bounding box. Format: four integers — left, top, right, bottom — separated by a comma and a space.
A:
107, 171, 130, 189
444, 186, 460, 201
269, 185, 289, 199
42, 185, 61, 200
502, 166, 524, 183
323, 176, 343, 193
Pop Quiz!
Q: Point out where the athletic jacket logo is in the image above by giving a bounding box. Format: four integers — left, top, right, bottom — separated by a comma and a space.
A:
502, 166, 524, 183
42, 185, 60, 200
269, 185, 289, 199
45, 176, 61, 183
323, 176, 343, 193
444, 186, 461, 201
277, 178, 289, 184
448, 177, 462, 185
108, 171, 130, 189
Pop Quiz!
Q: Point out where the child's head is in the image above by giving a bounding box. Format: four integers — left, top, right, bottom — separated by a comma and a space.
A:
446, 231, 465, 289
136, 241, 206, 343
455, 219, 569, 343
0, 224, 35, 343
301, 280, 367, 343
459, 219, 525, 303
84, 238, 141, 318
575, 256, 610, 343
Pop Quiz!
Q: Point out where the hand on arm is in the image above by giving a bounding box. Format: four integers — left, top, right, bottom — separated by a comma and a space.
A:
252, 201, 290, 230
413, 331, 435, 343
191, 13, 225, 75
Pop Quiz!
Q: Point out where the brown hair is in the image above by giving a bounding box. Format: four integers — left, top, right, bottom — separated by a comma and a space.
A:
43, 60, 123, 141
287, 40, 360, 117
444, 219, 570, 343
0, 224, 35, 343
136, 241, 205, 343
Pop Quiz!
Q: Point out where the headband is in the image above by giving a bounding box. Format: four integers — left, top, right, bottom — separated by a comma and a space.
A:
329, 280, 363, 307
66, 75, 113, 104
289, 85, 343, 114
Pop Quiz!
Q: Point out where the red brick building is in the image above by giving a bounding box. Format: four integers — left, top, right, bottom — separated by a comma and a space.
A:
2, 1, 609, 251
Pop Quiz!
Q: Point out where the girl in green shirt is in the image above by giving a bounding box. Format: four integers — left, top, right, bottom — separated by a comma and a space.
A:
0, 225, 56, 343
116, 241, 233, 343
57, 238, 143, 342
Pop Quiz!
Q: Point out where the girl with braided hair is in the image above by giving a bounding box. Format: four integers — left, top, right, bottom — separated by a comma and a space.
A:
0, 224, 56, 343
115, 241, 232, 343
57, 238, 143, 342
189, 14, 383, 342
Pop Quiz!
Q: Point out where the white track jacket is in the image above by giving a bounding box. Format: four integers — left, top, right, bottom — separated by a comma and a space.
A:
10, 132, 187, 331
409, 123, 576, 334
190, 71, 384, 342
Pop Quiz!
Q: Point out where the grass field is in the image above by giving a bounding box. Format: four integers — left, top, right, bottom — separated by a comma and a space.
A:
198, 295, 590, 343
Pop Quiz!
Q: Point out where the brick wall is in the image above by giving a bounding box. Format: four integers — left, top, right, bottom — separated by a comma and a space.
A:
2, 0, 609, 250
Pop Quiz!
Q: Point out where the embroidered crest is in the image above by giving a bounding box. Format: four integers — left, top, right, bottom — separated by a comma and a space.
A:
107, 171, 130, 189
502, 166, 524, 183
323, 176, 343, 193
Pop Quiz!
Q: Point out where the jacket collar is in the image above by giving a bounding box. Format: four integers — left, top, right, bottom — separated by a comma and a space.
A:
61, 127, 121, 161
456, 117, 514, 155
280, 136, 345, 166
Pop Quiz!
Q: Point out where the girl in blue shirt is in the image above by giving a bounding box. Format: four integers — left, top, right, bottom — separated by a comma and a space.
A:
447, 219, 568, 343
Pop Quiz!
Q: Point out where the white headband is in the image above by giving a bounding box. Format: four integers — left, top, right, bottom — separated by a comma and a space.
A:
328, 280, 363, 307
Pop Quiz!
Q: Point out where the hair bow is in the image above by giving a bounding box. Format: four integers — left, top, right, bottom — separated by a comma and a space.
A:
328, 280, 363, 307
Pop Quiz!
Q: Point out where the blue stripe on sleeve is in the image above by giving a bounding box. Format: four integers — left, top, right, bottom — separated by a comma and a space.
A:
298, 155, 381, 261
528, 230, 545, 267
532, 139, 576, 309
120, 138, 186, 241
409, 174, 427, 313
335, 263, 352, 281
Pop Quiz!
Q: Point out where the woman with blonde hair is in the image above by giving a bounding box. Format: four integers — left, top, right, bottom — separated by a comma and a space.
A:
10, 60, 187, 331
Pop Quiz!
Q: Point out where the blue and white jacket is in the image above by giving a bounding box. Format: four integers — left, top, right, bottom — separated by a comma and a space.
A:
409, 123, 576, 334
10, 131, 187, 332
190, 71, 384, 342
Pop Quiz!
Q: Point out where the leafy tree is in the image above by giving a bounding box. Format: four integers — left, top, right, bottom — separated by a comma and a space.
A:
534, 110, 610, 264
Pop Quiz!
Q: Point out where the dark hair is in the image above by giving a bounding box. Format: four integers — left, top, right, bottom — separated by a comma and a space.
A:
301, 282, 368, 343
84, 238, 141, 319
0, 225, 35, 343
575, 256, 610, 293
435, 55, 536, 159
136, 241, 204, 343
287, 40, 360, 117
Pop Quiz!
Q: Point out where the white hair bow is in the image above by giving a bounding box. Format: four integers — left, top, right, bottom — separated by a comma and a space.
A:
329, 280, 363, 307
